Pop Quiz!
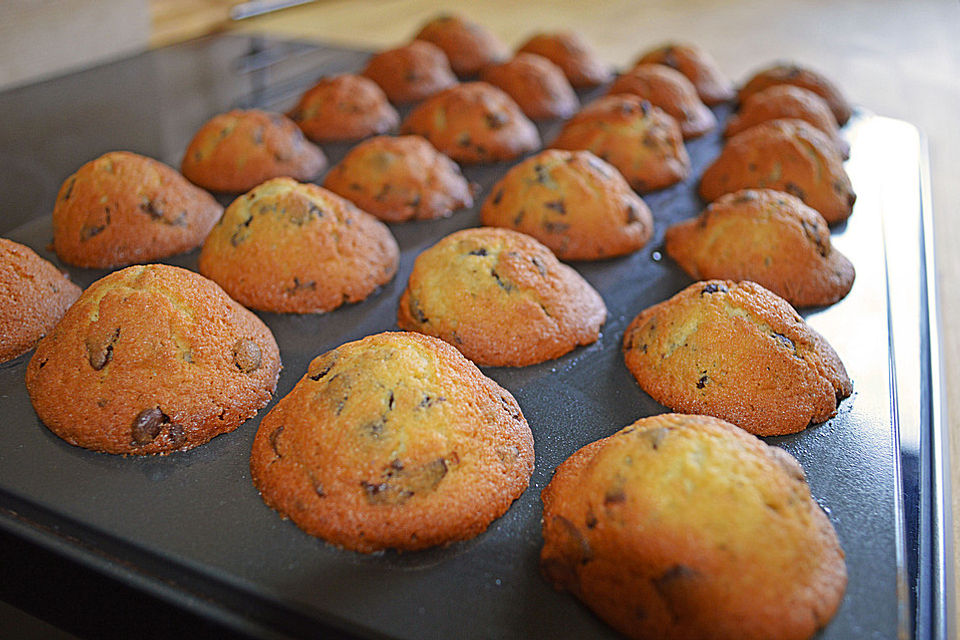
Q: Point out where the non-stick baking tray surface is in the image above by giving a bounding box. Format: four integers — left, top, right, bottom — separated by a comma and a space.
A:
0, 35, 939, 639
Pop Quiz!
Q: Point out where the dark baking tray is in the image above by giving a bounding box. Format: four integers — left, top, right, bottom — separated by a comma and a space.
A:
0, 35, 950, 639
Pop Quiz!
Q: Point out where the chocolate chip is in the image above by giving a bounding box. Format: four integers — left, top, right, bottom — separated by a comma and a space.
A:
418, 394, 445, 408
62, 178, 75, 201
543, 221, 570, 234
233, 339, 262, 373
468, 247, 488, 256
771, 332, 797, 353
492, 189, 504, 205
544, 200, 566, 214
625, 201, 643, 223
603, 488, 626, 505
801, 219, 830, 257
531, 256, 547, 276
86, 327, 120, 370
284, 277, 316, 295
139, 198, 165, 220
131, 408, 165, 445
784, 182, 806, 200
513, 209, 526, 226
408, 296, 429, 324
485, 112, 508, 129
490, 268, 513, 291
309, 363, 333, 381
269, 425, 284, 456
700, 283, 728, 295
696, 375, 708, 389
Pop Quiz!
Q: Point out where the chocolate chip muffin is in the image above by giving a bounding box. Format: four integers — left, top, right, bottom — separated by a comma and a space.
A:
400, 82, 540, 164
181, 109, 327, 193
25, 264, 281, 455
0, 238, 81, 363
541, 413, 847, 640
634, 42, 734, 106
665, 189, 855, 308
250, 331, 535, 552
606, 64, 716, 139
622, 280, 852, 436
288, 74, 400, 143
517, 31, 612, 88
323, 135, 474, 223
413, 13, 508, 77
478, 53, 578, 121
481, 149, 652, 261
52, 151, 222, 268
551, 94, 690, 193
198, 178, 398, 314
726, 85, 849, 158
361, 40, 458, 104
398, 227, 606, 367
738, 63, 853, 126
699, 119, 856, 224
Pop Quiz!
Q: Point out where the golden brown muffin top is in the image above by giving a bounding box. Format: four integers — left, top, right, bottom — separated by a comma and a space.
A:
413, 13, 508, 76
726, 85, 848, 157
665, 188, 855, 307
289, 74, 400, 142
400, 81, 540, 163
634, 42, 734, 105
551, 94, 690, 192
181, 109, 326, 193
622, 279, 852, 435
738, 63, 852, 125
25, 264, 281, 455
250, 331, 534, 552
0, 238, 81, 363
53, 151, 222, 268
607, 63, 716, 139
323, 135, 474, 223
198, 178, 398, 314
517, 31, 611, 88
361, 40, 458, 104
481, 149, 652, 260
398, 227, 607, 367
541, 412, 846, 640
479, 53, 579, 120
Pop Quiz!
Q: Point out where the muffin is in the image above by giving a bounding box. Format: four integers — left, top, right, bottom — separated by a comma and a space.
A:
413, 14, 509, 77
288, 74, 400, 143
400, 82, 540, 164
665, 189, 855, 307
551, 94, 690, 193
738, 63, 853, 126
699, 119, 856, 224
606, 64, 716, 139
634, 42, 734, 106
622, 280, 852, 436
0, 238, 81, 363
361, 40, 458, 104
323, 135, 474, 223
181, 109, 326, 193
541, 413, 847, 640
398, 227, 606, 367
250, 331, 535, 553
725, 85, 849, 158
517, 31, 612, 88
481, 149, 653, 260
52, 151, 222, 268
479, 53, 579, 120
198, 178, 398, 314
25, 264, 281, 455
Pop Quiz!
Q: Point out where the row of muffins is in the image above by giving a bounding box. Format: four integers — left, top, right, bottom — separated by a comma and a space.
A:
2, 17, 860, 640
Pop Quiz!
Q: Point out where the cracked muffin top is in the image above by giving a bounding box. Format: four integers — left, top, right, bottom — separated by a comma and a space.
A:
606, 64, 716, 139
250, 331, 535, 552
52, 151, 222, 268
481, 149, 653, 261
198, 178, 398, 314
25, 264, 280, 455
397, 227, 606, 367
738, 63, 852, 126
622, 280, 852, 435
0, 238, 81, 363
541, 412, 846, 640
181, 109, 327, 193
478, 53, 579, 121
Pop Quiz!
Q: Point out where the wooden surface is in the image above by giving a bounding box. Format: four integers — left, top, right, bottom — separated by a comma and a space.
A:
227, 0, 960, 627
